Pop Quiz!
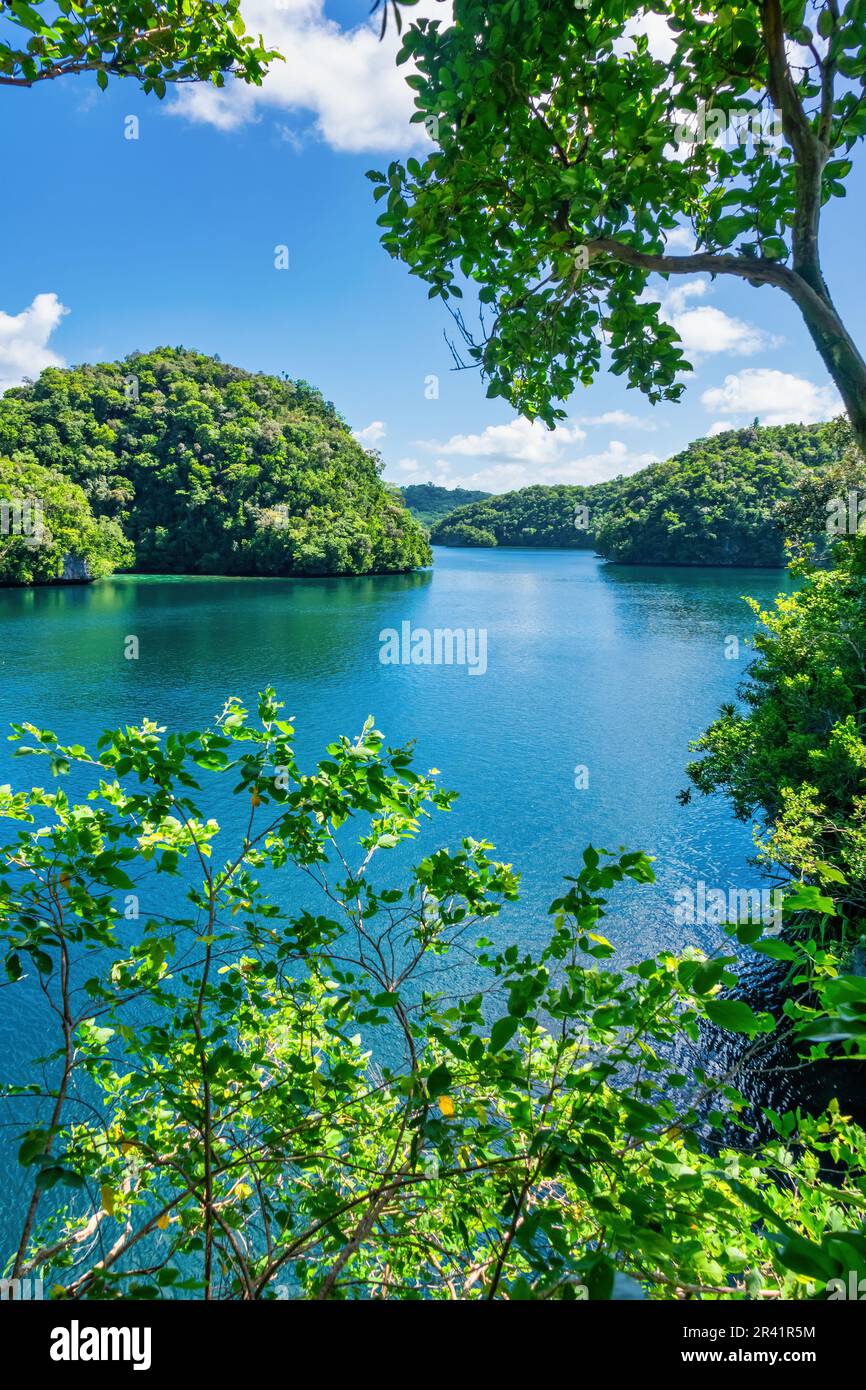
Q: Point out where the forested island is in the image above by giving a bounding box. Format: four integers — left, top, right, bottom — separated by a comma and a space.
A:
399, 482, 491, 528
0, 348, 430, 584
432, 419, 864, 566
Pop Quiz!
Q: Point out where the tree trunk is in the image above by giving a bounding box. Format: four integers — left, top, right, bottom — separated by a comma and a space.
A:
792, 285, 866, 457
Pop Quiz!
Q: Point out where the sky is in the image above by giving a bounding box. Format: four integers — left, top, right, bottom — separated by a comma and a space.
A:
1, 0, 864, 494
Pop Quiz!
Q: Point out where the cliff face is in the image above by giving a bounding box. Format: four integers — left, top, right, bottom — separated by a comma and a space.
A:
61, 554, 93, 583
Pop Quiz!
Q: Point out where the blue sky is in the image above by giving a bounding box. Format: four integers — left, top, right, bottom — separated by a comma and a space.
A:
1, 0, 864, 493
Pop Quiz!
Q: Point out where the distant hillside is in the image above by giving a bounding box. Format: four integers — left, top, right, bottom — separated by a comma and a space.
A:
0, 348, 431, 583
430, 421, 854, 566
400, 482, 491, 529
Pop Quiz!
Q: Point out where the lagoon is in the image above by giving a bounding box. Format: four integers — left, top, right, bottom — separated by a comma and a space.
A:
0, 547, 791, 965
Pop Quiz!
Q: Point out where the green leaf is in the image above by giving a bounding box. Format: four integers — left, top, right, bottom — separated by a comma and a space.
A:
704, 999, 773, 1035
489, 1015, 520, 1053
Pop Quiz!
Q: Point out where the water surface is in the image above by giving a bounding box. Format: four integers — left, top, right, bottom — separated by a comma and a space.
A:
0, 548, 791, 951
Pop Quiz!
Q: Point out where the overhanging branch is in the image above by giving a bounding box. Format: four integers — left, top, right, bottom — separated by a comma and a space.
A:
586, 236, 859, 352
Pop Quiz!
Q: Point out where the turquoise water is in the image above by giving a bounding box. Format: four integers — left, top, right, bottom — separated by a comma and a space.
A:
0, 550, 789, 942
0, 548, 793, 1250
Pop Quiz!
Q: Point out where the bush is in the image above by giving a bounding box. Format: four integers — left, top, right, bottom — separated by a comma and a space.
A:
687, 539, 866, 926
2, 692, 865, 1300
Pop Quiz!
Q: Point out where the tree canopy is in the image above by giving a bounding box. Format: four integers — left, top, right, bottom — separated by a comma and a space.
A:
375, 0, 866, 449
0, 455, 132, 584
400, 481, 491, 528
0, 348, 431, 580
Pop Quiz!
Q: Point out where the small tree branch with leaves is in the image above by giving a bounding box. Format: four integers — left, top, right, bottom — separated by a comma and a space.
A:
0, 0, 279, 96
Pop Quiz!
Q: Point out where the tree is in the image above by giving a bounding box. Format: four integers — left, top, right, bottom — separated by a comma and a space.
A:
687, 538, 866, 922
0, 455, 132, 584
373, 1, 866, 449
775, 418, 866, 548
0, 0, 278, 95
3, 690, 866, 1298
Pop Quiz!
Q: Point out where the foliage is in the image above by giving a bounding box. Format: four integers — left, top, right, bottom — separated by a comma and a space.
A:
593, 424, 835, 565
2, 691, 866, 1300
0, 0, 278, 94
0, 455, 133, 585
432, 519, 500, 548
0, 348, 431, 579
687, 538, 866, 925
432, 483, 602, 550
775, 421, 866, 552
400, 482, 491, 529
373, 0, 866, 448
431, 421, 845, 564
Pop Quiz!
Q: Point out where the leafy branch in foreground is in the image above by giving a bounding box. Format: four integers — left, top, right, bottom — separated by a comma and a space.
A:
0, 0, 279, 95
1, 690, 865, 1300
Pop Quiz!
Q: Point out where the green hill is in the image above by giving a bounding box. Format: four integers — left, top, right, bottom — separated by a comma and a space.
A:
430, 421, 854, 566
399, 482, 491, 528
0, 348, 430, 583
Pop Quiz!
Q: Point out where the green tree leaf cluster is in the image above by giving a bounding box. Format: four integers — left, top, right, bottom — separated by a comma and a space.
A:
373, 0, 866, 449
687, 537, 866, 925
0, 0, 279, 95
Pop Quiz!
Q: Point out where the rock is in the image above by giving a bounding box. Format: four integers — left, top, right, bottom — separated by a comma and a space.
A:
60, 554, 93, 583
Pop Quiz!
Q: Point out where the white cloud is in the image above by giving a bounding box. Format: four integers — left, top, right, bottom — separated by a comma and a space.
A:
651, 277, 781, 361
393, 439, 658, 492
640, 11, 678, 61
403, 414, 659, 490
662, 279, 708, 315
664, 226, 698, 253
672, 304, 778, 359
577, 410, 656, 430
700, 368, 842, 425
168, 0, 438, 152
0, 293, 69, 393
414, 417, 586, 464
354, 419, 387, 445
618, 10, 677, 62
